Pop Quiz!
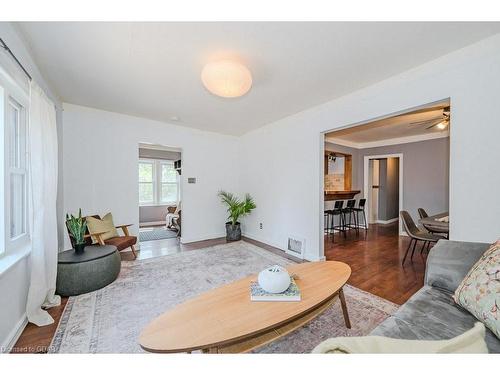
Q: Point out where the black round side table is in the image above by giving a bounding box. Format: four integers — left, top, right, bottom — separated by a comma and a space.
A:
56, 245, 121, 296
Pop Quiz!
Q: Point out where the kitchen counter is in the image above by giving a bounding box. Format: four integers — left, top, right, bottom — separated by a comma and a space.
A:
324, 190, 361, 201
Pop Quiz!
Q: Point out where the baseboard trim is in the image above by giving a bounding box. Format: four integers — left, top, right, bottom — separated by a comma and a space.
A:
139, 221, 166, 227
375, 218, 399, 225
180, 233, 226, 244
241, 235, 306, 263
241, 232, 324, 262
2, 314, 27, 353
242, 232, 284, 252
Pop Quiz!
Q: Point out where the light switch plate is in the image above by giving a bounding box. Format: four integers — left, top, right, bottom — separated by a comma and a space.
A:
187, 177, 196, 184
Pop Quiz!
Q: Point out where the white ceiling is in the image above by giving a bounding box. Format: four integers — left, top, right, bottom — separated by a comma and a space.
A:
16, 22, 500, 135
325, 102, 450, 147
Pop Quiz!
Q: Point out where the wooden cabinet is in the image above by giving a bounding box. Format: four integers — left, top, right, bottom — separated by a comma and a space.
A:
324, 151, 360, 200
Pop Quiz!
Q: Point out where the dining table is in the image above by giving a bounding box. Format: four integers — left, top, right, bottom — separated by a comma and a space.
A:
419, 211, 449, 232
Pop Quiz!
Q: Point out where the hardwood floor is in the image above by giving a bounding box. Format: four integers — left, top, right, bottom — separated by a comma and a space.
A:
13, 226, 424, 353
325, 222, 427, 305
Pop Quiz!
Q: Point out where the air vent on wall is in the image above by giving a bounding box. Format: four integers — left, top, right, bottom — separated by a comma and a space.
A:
287, 236, 305, 258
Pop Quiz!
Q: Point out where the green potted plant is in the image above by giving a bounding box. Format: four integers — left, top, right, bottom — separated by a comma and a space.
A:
218, 191, 256, 241
66, 208, 87, 254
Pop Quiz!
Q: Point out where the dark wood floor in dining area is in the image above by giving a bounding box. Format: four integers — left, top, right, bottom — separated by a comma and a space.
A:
325, 221, 427, 305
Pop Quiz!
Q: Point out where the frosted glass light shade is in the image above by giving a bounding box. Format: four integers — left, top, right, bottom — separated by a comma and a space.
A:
201, 60, 252, 98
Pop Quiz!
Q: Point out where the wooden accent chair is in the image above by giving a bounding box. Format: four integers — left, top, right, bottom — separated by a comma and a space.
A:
66, 215, 138, 259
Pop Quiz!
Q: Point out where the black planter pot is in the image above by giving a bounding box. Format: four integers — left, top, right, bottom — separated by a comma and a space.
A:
74, 243, 86, 254
225, 222, 241, 241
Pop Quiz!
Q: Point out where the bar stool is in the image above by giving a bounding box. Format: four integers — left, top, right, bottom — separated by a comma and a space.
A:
352, 198, 367, 230
342, 199, 359, 234
324, 210, 332, 236
330, 200, 346, 242
324, 200, 336, 237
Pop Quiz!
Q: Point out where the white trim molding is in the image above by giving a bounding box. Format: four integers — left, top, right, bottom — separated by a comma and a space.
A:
326, 131, 449, 150
375, 218, 399, 225
1, 314, 27, 353
364, 153, 404, 235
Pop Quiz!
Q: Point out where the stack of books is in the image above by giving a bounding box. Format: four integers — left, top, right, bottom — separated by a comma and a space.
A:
250, 277, 301, 302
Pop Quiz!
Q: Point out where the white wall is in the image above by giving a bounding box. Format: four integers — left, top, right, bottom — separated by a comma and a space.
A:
240, 34, 500, 261
0, 22, 62, 350
62, 104, 239, 249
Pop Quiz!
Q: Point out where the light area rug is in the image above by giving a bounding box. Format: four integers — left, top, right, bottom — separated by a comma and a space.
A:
49, 241, 399, 353
139, 227, 177, 242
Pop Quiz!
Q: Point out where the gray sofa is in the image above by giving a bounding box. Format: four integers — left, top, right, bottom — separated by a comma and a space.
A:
371, 240, 499, 353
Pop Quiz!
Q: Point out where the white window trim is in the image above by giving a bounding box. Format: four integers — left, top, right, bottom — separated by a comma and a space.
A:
138, 159, 156, 206
0, 65, 31, 260
158, 160, 178, 205
139, 159, 179, 207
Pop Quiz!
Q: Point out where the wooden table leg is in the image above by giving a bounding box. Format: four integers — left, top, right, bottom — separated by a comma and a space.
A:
338, 288, 351, 329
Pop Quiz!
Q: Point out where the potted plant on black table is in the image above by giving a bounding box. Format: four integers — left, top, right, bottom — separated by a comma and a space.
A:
66, 209, 88, 254
218, 191, 256, 241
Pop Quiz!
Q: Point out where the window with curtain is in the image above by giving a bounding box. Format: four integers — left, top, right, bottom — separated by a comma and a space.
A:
7, 98, 28, 240
139, 159, 179, 206
0, 82, 29, 257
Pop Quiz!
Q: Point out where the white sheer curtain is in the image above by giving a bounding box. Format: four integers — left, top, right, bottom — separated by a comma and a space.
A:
26, 81, 61, 326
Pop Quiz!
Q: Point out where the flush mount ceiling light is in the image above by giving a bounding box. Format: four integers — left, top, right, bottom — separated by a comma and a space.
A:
201, 60, 252, 98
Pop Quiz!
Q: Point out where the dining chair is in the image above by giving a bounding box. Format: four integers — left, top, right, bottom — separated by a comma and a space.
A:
418, 208, 449, 239
400, 211, 442, 266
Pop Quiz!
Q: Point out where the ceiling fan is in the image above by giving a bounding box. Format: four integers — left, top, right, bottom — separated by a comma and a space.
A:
409, 106, 450, 130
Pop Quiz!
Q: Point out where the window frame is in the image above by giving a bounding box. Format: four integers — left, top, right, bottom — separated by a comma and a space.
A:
0, 68, 30, 258
159, 160, 178, 205
138, 159, 156, 206
138, 158, 179, 207
6, 97, 28, 242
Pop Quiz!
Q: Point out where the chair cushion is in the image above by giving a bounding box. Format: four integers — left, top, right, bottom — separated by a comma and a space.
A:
370, 286, 500, 353
86, 213, 119, 242
104, 236, 137, 251
454, 240, 500, 339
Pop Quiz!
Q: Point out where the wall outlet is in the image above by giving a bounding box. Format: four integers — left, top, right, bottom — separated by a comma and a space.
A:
259, 222, 263, 229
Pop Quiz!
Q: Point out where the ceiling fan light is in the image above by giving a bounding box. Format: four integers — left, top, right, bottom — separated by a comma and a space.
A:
436, 121, 447, 130
201, 60, 252, 98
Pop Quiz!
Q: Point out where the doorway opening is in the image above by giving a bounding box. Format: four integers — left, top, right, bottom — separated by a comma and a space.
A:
137, 143, 182, 246
321, 99, 450, 304
364, 154, 403, 234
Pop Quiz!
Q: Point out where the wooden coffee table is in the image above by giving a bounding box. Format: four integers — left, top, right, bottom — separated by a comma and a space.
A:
139, 261, 351, 353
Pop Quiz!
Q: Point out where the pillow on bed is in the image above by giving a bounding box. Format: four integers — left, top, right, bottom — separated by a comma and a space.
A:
454, 239, 500, 339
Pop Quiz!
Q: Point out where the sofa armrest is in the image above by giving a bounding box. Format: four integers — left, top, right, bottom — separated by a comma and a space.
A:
425, 239, 490, 293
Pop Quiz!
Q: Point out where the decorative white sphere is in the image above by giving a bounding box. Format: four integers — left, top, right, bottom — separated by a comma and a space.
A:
258, 265, 291, 294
